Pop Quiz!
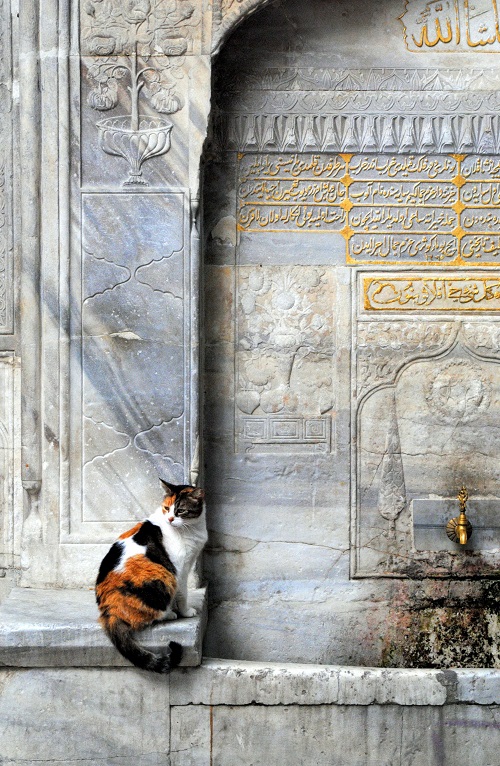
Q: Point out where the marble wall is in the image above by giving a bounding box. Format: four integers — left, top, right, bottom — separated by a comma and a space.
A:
2, 0, 500, 666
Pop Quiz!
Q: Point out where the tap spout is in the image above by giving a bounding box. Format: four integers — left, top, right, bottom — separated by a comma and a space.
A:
457, 514, 469, 545
446, 486, 473, 546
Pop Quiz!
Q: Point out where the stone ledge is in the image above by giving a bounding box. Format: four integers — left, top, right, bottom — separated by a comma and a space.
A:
171, 659, 500, 706
0, 587, 207, 668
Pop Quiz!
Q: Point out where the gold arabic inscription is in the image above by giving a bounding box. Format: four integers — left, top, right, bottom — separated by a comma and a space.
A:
238, 153, 500, 265
363, 274, 500, 310
400, 0, 500, 52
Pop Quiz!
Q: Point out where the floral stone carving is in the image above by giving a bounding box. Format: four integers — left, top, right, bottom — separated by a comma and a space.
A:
82, 0, 195, 184
236, 266, 335, 450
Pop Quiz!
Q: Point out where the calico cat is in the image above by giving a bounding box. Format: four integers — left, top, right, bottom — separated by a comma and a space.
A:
96, 480, 207, 673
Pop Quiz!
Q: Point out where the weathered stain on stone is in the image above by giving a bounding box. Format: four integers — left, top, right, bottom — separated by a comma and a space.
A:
382, 581, 500, 669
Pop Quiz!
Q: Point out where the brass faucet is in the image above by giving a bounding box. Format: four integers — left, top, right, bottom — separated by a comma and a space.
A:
446, 485, 473, 545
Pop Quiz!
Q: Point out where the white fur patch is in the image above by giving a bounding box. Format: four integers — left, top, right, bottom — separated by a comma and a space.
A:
115, 537, 147, 571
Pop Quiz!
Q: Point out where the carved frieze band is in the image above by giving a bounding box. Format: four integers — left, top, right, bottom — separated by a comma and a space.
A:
218, 67, 500, 94
215, 112, 500, 155
213, 62, 500, 155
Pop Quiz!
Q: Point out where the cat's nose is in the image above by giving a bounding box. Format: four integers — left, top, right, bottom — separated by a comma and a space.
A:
168, 516, 174, 523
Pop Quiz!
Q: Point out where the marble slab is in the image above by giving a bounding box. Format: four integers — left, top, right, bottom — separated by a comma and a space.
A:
0, 587, 207, 668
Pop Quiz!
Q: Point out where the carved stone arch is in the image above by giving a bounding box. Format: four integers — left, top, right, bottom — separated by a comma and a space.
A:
211, 0, 275, 53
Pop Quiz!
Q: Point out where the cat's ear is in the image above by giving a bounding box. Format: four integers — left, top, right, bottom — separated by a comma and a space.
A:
191, 488, 205, 501
160, 479, 176, 497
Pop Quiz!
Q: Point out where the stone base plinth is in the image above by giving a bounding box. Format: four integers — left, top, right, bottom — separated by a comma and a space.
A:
0, 586, 207, 668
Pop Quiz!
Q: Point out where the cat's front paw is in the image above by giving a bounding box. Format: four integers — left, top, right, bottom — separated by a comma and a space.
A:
163, 610, 178, 621
178, 606, 197, 618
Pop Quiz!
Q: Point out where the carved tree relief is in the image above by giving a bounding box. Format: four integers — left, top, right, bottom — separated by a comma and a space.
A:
81, 0, 198, 183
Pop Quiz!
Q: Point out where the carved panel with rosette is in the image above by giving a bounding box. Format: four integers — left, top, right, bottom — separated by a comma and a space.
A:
353, 279, 500, 578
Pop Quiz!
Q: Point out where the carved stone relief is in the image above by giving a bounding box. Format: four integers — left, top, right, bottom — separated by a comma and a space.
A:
236, 265, 335, 452
354, 312, 500, 578
66, 191, 189, 541
80, 0, 200, 186
212, 60, 500, 154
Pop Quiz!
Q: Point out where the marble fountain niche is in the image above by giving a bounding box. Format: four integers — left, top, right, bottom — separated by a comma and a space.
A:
202, 0, 500, 667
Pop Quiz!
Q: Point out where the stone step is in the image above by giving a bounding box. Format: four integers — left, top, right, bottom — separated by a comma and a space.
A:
0, 586, 207, 668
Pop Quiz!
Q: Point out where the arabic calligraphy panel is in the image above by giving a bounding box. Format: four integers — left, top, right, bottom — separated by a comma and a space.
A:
235, 151, 500, 264
401, 0, 500, 52
362, 272, 500, 311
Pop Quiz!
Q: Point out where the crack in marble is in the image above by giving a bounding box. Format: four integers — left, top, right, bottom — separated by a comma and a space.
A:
133, 416, 185, 460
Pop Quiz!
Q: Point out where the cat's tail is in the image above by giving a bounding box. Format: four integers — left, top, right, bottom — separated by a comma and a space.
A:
102, 617, 183, 674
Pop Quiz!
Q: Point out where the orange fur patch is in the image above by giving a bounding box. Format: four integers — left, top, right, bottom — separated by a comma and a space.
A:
119, 523, 142, 540
96, 554, 177, 630
162, 495, 176, 512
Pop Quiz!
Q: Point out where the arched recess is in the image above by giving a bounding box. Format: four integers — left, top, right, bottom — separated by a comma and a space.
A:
200, 0, 500, 665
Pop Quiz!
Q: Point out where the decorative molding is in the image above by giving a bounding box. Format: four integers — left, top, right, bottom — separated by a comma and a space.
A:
213, 63, 500, 154
0, 0, 12, 333
0, 156, 7, 330
215, 112, 500, 154
218, 90, 500, 115
218, 67, 500, 93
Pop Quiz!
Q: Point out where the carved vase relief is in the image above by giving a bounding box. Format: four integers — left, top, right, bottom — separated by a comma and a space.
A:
81, 0, 197, 184
236, 266, 335, 452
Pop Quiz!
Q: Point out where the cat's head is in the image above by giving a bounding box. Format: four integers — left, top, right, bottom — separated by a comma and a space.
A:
160, 479, 205, 525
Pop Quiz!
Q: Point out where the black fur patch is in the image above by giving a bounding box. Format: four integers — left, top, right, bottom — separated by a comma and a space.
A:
133, 521, 176, 574
120, 579, 170, 612
96, 542, 122, 587
132, 520, 162, 546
